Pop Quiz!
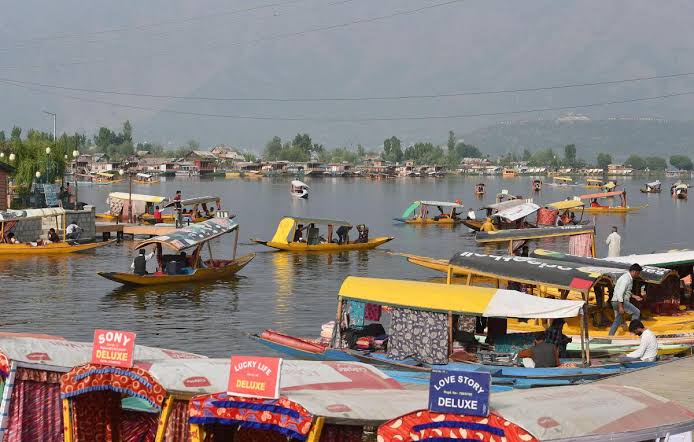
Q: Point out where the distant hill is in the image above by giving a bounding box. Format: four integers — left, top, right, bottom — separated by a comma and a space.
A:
462, 118, 694, 161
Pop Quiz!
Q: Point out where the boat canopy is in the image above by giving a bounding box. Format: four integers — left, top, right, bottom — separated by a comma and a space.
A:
418, 200, 464, 208
553, 176, 572, 182
586, 179, 603, 183
607, 250, 694, 268
674, 183, 689, 190
483, 199, 526, 211
603, 182, 617, 190
492, 202, 540, 221
290, 180, 309, 188
547, 200, 584, 210
136, 172, 152, 179
476, 225, 595, 243
163, 196, 220, 208
530, 249, 677, 284
338, 276, 585, 318
448, 251, 611, 292
0, 207, 66, 221
107, 192, 167, 203
97, 171, 115, 177
580, 190, 625, 200
136, 218, 238, 252
646, 180, 661, 187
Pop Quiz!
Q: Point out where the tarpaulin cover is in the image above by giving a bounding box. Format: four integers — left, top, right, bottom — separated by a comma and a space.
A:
378, 410, 538, 442
60, 364, 167, 410
163, 196, 220, 208
188, 393, 314, 441
449, 251, 607, 291
483, 199, 526, 212
607, 250, 694, 268
136, 218, 238, 252
492, 202, 540, 221
531, 249, 677, 284
476, 225, 594, 243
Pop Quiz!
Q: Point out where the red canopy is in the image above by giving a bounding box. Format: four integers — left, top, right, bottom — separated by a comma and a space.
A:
579, 190, 624, 200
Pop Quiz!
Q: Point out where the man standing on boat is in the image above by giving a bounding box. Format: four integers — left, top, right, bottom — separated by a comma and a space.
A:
609, 264, 643, 336
173, 190, 182, 227
606, 226, 621, 257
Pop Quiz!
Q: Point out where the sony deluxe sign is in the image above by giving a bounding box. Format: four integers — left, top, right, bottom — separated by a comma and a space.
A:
91, 329, 136, 368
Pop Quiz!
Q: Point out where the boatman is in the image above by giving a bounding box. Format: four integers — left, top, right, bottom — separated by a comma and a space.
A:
608, 263, 643, 336
66, 223, 82, 240
131, 248, 155, 275
480, 217, 496, 232
606, 226, 621, 257
620, 320, 658, 362
517, 331, 559, 368
173, 190, 182, 227
467, 208, 476, 220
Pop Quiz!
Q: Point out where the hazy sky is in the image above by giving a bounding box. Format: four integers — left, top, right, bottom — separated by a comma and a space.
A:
1, 0, 693, 152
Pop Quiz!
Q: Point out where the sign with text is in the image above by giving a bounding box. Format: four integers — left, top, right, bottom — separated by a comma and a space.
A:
428, 368, 491, 417
228, 355, 282, 399
91, 329, 137, 368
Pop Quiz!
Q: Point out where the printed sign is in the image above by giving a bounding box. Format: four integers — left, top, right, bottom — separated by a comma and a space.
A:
428, 368, 491, 417
43, 184, 61, 207
91, 329, 136, 368
228, 355, 282, 399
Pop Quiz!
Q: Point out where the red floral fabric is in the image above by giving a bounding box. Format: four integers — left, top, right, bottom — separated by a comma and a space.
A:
3, 368, 63, 442
0, 353, 9, 379
60, 364, 166, 410
378, 410, 538, 442
189, 393, 313, 441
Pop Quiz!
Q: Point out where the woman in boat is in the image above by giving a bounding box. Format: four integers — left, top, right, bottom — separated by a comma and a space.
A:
6, 232, 20, 244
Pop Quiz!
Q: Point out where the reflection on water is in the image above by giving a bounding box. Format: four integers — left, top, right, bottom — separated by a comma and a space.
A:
0, 175, 691, 356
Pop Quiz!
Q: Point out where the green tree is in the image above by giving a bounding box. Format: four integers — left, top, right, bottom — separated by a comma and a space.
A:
243, 152, 257, 162
625, 154, 645, 170
292, 133, 313, 156
563, 144, 577, 167
670, 154, 694, 171
356, 144, 365, 158
596, 152, 612, 169
10, 126, 21, 141
404, 142, 445, 165
263, 136, 283, 160
447, 131, 456, 153
122, 120, 133, 144
529, 148, 559, 168
186, 139, 200, 151
522, 149, 532, 161
382, 136, 403, 163
645, 156, 667, 170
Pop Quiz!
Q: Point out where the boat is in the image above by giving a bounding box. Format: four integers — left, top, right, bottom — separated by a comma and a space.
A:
584, 178, 616, 189
253, 216, 393, 251
95, 192, 169, 222
476, 224, 596, 253
133, 172, 160, 184
536, 199, 586, 226
149, 195, 224, 224
465, 200, 539, 232
253, 277, 666, 381
474, 182, 485, 196
93, 171, 124, 184
495, 189, 522, 203
672, 182, 689, 199
290, 179, 310, 199
0, 208, 115, 255
502, 168, 516, 178
532, 179, 542, 192
98, 218, 254, 286
548, 176, 575, 187
640, 180, 662, 193
462, 199, 528, 231
580, 190, 647, 213
393, 200, 464, 225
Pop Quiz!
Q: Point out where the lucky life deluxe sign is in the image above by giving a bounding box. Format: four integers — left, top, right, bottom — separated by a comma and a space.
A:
228, 356, 282, 399
428, 368, 491, 417
91, 329, 136, 368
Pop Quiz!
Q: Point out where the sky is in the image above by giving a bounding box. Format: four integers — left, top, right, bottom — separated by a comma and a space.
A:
1, 0, 694, 152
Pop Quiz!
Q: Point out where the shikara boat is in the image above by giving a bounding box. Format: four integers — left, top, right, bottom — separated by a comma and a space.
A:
672, 182, 689, 199
548, 176, 575, 187
0, 240, 114, 255
98, 218, 254, 286
536, 199, 586, 226
143, 195, 223, 224
93, 171, 124, 184
133, 172, 160, 184
465, 200, 539, 231
532, 179, 542, 192
580, 190, 646, 213
474, 182, 485, 196
393, 200, 464, 225
253, 277, 665, 381
95, 192, 169, 222
252, 216, 393, 251
463, 199, 529, 231
640, 180, 662, 193
290, 179, 310, 199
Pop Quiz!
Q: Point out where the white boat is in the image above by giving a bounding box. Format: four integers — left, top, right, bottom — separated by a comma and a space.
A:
290, 180, 310, 199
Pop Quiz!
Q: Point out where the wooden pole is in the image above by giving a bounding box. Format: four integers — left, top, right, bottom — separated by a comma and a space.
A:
232, 228, 239, 259
446, 266, 452, 285
447, 312, 454, 355
306, 417, 325, 442
583, 302, 591, 365
330, 299, 344, 348
207, 240, 214, 265
154, 396, 174, 442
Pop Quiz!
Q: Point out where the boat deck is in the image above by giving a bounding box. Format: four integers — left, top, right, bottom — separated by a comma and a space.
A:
96, 222, 177, 239
595, 355, 694, 408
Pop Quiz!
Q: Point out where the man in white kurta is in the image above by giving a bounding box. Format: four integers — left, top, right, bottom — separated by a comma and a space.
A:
606, 226, 621, 257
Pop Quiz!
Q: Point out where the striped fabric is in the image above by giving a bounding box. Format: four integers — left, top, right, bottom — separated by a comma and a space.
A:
163, 399, 190, 442
4, 368, 63, 442
120, 410, 157, 442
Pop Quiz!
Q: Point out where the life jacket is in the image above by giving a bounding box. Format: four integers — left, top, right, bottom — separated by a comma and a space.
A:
134, 255, 147, 275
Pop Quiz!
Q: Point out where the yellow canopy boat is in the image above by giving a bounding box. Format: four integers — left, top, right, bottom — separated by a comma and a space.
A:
0, 240, 115, 255
133, 172, 160, 184
252, 216, 393, 251
96, 192, 169, 222
393, 200, 464, 225
580, 190, 646, 213
98, 218, 254, 286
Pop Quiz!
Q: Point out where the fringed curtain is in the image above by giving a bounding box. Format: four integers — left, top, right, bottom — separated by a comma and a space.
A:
72, 390, 120, 442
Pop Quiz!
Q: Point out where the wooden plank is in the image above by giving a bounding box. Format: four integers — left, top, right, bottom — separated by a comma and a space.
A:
95, 222, 177, 236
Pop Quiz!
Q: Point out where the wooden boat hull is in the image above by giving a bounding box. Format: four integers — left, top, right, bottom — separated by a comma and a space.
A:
253, 237, 393, 251
462, 219, 483, 230
98, 253, 254, 286
133, 179, 160, 184
640, 189, 661, 193
583, 204, 647, 213
0, 240, 115, 255
394, 217, 462, 225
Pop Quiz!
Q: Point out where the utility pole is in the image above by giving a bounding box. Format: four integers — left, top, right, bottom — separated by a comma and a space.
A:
42, 110, 56, 142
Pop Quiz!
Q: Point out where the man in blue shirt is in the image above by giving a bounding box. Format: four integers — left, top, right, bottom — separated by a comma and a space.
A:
608, 264, 643, 336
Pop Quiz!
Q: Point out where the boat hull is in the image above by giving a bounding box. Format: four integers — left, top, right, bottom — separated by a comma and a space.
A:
253, 236, 393, 251
0, 240, 115, 256
394, 217, 462, 225
98, 253, 254, 286
583, 204, 647, 213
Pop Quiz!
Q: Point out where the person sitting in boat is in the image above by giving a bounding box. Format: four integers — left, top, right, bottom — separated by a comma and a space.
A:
47, 228, 60, 243
590, 198, 604, 208
517, 331, 559, 368
620, 319, 658, 362
307, 223, 320, 245
6, 232, 20, 244
480, 217, 496, 232
66, 223, 82, 240
293, 224, 305, 242
356, 224, 369, 243
131, 249, 155, 275
467, 209, 476, 220
153, 206, 162, 223
336, 225, 351, 245
545, 318, 572, 358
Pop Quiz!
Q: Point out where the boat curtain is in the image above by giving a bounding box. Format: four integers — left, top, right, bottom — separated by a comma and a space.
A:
163, 399, 190, 442
319, 424, 363, 442
107, 197, 125, 218
569, 233, 593, 257
71, 390, 120, 442
120, 409, 157, 442
3, 368, 63, 442
387, 308, 449, 364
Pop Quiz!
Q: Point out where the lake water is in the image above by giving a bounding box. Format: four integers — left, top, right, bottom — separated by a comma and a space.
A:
0, 175, 688, 357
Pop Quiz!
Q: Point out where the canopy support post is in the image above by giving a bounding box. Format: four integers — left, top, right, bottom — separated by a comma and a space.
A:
330, 298, 344, 348
207, 241, 214, 265
189, 424, 203, 442
62, 398, 74, 442
155, 396, 174, 442
446, 266, 452, 285
447, 312, 454, 356
306, 417, 325, 442
233, 228, 239, 259
192, 245, 202, 270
